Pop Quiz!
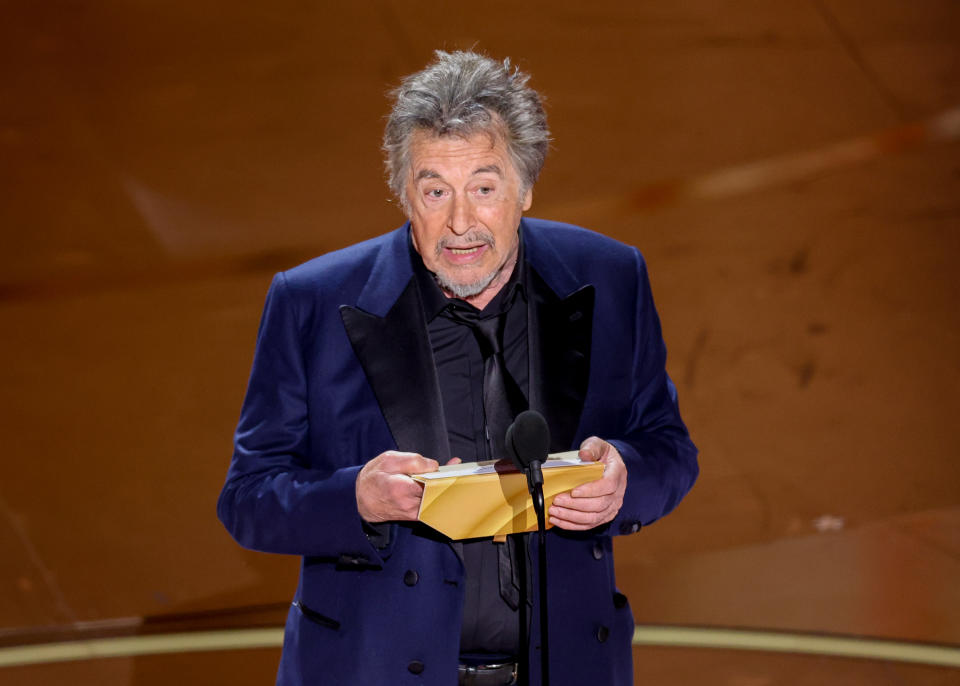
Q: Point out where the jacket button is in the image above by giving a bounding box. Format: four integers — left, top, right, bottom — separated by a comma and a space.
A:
596, 625, 610, 643
407, 660, 425, 674
618, 521, 641, 535
592, 543, 603, 560
613, 592, 628, 609
403, 570, 419, 586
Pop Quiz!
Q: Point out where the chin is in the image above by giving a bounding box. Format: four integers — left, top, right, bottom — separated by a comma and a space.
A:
436, 269, 498, 300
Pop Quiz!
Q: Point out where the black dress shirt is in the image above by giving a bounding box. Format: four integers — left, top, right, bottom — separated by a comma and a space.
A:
410, 234, 529, 658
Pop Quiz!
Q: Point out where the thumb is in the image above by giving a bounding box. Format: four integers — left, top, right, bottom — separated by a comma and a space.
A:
578, 436, 608, 463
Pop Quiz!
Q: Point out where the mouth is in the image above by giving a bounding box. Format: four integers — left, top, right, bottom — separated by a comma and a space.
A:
441, 243, 489, 266
438, 231, 494, 266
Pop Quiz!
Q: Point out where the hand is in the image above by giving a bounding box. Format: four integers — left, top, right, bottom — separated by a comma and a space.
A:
548, 437, 627, 531
355, 451, 460, 523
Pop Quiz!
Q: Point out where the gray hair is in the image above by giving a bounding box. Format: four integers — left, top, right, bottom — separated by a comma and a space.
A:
383, 50, 550, 209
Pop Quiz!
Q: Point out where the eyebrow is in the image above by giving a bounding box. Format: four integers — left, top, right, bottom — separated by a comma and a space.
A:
414, 164, 505, 182
473, 164, 503, 177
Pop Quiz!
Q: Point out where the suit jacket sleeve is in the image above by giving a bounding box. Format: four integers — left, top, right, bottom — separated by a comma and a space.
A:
217, 272, 388, 562
606, 249, 698, 535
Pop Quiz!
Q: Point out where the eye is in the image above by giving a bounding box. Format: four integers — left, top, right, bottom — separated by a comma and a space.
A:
427, 188, 445, 198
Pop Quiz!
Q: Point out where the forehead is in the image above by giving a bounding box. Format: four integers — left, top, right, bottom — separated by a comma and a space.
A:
408, 130, 513, 177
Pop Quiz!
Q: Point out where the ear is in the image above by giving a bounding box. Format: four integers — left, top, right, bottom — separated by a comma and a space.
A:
522, 187, 533, 212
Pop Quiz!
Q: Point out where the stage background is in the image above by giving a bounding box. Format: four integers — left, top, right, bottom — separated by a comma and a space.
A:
1, 1, 958, 683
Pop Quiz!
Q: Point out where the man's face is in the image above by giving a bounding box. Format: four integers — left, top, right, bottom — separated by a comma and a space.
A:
405, 130, 533, 306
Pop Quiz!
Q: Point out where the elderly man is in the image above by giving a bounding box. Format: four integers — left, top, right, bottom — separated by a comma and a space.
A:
218, 50, 698, 686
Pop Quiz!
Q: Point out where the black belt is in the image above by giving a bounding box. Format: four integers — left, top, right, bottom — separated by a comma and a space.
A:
457, 661, 518, 686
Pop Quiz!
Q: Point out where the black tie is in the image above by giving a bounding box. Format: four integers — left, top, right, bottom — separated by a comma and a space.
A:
448, 306, 528, 610
471, 314, 525, 459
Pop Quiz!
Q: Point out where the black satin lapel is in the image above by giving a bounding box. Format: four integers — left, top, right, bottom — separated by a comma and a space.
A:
526, 268, 594, 452
339, 280, 450, 463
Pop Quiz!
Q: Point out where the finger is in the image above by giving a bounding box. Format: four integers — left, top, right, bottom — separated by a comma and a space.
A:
387, 475, 426, 507
552, 490, 613, 509
570, 476, 617, 499
387, 472, 425, 494
550, 514, 597, 530
549, 506, 614, 530
447, 457, 463, 465
374, 475, 425, 520
550, 496, 609, 516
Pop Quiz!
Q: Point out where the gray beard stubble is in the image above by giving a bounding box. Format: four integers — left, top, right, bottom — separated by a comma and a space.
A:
432, 231, 500, 299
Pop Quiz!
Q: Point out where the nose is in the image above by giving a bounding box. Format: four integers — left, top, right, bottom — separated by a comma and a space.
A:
446, 194, 474, 235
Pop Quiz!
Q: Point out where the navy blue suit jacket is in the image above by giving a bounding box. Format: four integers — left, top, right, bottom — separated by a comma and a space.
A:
218, 217, 698, 685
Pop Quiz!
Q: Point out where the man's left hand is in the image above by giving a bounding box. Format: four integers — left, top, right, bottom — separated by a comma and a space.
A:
548, 437, 627, 531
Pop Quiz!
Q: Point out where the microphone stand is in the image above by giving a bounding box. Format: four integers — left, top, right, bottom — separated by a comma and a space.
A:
505, 411, 552, 686
524, 461, 549, 686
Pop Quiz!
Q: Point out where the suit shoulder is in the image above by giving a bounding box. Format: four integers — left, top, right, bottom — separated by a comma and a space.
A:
522, 217, 645, 279
524, 217, 640, 256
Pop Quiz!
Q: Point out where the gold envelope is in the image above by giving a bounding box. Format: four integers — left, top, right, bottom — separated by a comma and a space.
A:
412, 451, 605, 540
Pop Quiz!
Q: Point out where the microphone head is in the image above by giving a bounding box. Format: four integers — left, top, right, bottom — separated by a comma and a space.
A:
505, 410, 550, 470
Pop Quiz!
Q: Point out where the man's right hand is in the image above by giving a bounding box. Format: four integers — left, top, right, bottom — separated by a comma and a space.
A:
355, 451, 440, 523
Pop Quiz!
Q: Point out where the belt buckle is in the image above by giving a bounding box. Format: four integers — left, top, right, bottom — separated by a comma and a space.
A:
457, 660, 518, 686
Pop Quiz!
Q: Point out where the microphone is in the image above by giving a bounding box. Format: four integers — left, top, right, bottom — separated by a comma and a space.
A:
505, 410, 550, 494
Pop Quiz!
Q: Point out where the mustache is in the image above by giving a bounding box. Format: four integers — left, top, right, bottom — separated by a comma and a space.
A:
435, 231, 495, 256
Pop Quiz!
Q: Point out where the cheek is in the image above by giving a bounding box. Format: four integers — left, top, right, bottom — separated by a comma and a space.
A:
410, 215, 445, 254
475, 202, 513, 226
478, 203, 522, 237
